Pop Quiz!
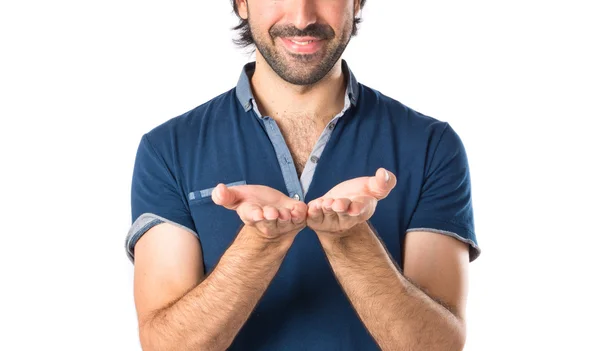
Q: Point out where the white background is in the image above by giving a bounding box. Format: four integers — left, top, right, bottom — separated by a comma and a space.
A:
1, 1, 599, 350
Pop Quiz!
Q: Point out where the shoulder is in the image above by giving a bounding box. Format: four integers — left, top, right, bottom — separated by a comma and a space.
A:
144, 88, 239, 149
356, 83, 451, 144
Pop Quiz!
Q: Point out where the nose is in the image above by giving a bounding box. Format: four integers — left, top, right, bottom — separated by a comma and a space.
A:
285, 0, 318, 31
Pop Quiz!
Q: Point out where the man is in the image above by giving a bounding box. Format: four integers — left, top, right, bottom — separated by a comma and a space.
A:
125, 0, 481, 350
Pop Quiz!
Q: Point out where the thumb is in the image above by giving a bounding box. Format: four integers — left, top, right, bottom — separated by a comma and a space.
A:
368, 168, 397, 199
212, 183, 242, 209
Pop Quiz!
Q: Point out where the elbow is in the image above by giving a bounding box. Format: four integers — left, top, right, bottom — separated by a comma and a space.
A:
138, 315, 181, 351
139, 325, 186, 351
448, 318, 467, 351
139, 322, 168, 351
425, 328, 465, 351
452, 334, 467, 351
427, 317, 466, 351
138, 319, 226, 351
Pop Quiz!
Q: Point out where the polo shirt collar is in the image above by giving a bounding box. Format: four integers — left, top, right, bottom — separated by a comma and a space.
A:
236, 59, 359, 112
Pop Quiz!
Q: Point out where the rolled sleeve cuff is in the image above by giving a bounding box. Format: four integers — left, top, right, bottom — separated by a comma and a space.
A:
406, 218, 481, 262
125, 213, 199, 263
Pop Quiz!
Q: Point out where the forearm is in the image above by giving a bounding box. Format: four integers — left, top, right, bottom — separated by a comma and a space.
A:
142, 225, 294, 351
318, 222, 465, 351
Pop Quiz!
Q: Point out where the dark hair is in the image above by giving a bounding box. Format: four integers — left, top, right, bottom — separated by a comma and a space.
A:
230, 0, 367, 50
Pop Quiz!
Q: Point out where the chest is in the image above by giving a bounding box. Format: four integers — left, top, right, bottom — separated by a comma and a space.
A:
276, 117, 327, 175
183, 112, 412, 273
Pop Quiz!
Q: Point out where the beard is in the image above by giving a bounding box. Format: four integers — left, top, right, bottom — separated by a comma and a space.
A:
250, 18, 353, 86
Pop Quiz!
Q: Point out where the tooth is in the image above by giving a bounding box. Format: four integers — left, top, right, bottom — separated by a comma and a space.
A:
291, 40, 313, 45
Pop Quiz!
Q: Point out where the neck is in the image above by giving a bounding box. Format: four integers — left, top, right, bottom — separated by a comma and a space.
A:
250, 56, 347, 122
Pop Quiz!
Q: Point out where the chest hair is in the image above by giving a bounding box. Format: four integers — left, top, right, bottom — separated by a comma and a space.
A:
276, 116, 327, 178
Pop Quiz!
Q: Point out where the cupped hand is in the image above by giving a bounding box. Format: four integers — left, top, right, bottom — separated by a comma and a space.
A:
212, 184, 308, 240
306, 168, 397, 236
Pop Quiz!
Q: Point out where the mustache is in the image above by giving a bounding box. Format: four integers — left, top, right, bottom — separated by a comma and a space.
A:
270, 23, 335, 40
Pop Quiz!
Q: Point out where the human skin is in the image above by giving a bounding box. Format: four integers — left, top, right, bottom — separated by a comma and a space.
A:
133, 1, 470, 350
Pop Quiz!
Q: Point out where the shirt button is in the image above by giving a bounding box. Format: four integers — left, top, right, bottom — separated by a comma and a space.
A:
328, 123, 335, 130
310, 155, 319, 163
293, 194, 300, 200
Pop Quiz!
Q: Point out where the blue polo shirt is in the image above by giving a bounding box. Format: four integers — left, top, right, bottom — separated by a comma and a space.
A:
125, 59, 480, 350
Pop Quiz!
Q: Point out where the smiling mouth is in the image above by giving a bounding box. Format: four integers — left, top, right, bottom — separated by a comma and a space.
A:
280, 37, 325, 55
289, 39, 316, 45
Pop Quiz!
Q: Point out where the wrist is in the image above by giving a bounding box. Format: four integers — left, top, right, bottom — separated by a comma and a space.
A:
316, 222, 371, 257
239, 225, 298, 252
316, 221, 371, 243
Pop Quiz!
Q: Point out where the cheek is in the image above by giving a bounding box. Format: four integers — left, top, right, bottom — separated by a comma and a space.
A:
250, 17, 281, 40
320, 3, 354, 32
249, 2, 283, 27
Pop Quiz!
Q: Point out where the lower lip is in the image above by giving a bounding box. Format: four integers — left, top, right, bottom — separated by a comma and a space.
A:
280, 38, 324, 54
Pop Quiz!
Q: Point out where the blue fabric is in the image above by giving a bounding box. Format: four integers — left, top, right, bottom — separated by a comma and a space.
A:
127, 60, 480, 350
239, 60, 355, 199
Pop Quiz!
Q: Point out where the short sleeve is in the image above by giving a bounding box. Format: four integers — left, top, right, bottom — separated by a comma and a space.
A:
406, 123, 481, 261
124, 134, 197, 263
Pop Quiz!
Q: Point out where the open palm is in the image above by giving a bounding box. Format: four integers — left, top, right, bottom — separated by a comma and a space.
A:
212, 184, 308, 239
306, 168, 397, 235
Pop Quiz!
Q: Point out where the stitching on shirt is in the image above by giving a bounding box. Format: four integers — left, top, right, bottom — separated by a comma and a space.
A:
188, 180, 247, 201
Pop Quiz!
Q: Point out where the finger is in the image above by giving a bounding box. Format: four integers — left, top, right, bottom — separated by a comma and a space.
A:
331, 198, 352, 224
347, 201, 366, 217
291, 203, 308, 225
277, 207, 292, 229
331, 198, 352, 214
212, 183, 242, 209
321, 198, 339, 222
321, 198, 336, 217
237, 203, 264, 224
262, 205, 280, 221
347, 196, 378, 218
307, 198, 325, 223
278, 207, 291, 221
368, 168, 397, 200
253, 205, 279, 236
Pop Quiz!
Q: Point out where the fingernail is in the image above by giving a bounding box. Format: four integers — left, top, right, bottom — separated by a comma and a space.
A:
384, 170, 390, 183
